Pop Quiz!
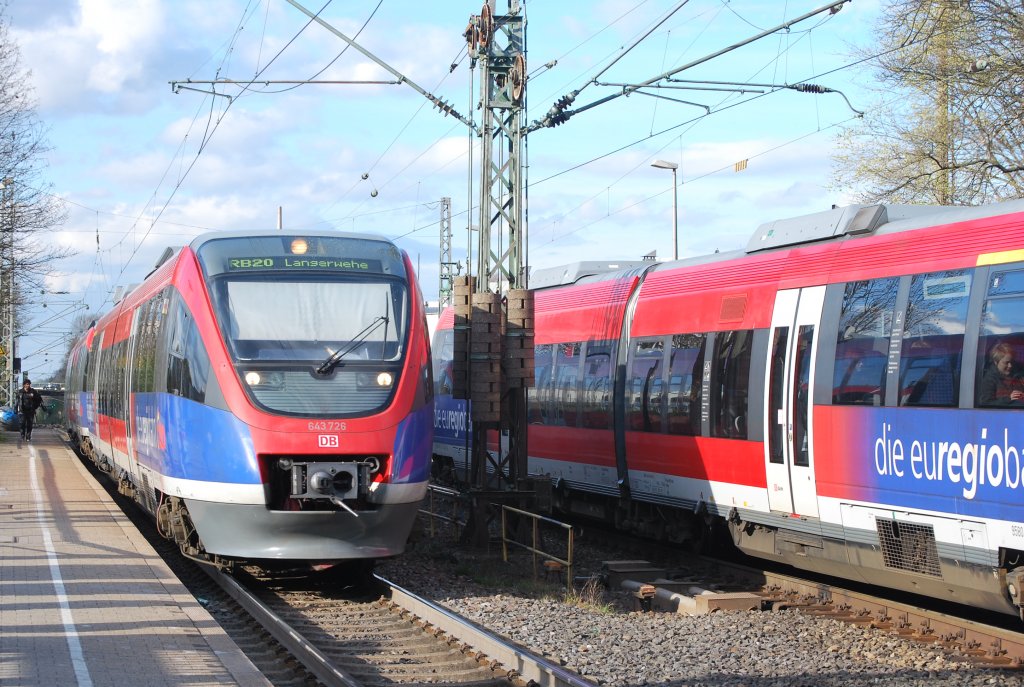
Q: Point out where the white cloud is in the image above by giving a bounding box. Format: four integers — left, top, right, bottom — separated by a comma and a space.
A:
14, 0, 166, 111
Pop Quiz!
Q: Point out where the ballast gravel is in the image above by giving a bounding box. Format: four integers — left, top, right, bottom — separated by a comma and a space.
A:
377, 532, 1024, 687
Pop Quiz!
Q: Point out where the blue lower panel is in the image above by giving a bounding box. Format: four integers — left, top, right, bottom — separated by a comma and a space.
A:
392, 403, 434, 484
132, 393, 259, 484
185, 499, 420, 560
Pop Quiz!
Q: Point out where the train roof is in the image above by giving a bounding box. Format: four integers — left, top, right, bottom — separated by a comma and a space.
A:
187, 229, 398, 251
531, 199, 1024, 289
743, 202, 1024, 253
529, 260, 650, 288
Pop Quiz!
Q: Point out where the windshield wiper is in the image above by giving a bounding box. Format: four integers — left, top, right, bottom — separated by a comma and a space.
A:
316, 315, 388, 375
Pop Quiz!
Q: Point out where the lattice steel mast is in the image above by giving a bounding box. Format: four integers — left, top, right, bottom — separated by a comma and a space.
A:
438, 197, 456, 309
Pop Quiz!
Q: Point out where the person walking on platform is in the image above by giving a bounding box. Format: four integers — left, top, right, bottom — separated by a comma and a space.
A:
15, 379, 42, 441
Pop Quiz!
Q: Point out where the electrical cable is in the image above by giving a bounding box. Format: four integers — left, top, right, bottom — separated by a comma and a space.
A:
97, 1, 341, 309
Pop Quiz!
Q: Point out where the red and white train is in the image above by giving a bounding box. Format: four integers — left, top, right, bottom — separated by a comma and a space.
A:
65, 231, 433, 569
434, 200, 1024, 617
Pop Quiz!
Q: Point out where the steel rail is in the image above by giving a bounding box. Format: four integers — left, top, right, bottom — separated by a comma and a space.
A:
378, 575, 599, 687
202, 566, 362, 687
754, 566, 1024, 667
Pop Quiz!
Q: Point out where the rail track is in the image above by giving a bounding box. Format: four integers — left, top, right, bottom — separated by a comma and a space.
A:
605, 553, 1024, 669
755, 565, 1024, 668
62, 429, 594, 687
205, 565, 596, 687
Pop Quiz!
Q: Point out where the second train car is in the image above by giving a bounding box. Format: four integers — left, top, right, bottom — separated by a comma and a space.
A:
433, 200, 1024, 617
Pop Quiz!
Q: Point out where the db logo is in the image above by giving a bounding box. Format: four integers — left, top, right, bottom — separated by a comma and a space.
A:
318, 435, 339, 448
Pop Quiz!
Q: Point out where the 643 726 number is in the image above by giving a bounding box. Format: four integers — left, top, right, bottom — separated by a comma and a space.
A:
307, 421, 347, 431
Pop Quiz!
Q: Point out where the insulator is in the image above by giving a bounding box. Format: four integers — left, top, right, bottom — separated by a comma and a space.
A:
793, 83, 828, 94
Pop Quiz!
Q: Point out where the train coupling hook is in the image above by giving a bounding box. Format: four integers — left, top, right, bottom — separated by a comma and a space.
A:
329, 496, 359, 518
309, 470, 360, 518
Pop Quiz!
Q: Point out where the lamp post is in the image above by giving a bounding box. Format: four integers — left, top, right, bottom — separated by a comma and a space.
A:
651, 160, 678, 261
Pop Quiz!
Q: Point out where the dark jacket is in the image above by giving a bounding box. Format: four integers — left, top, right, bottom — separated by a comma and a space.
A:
15, 387, 42, 416
979, 365, 1024, 406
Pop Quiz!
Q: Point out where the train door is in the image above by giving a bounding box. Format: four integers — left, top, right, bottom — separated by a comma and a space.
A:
764, 286, 825, 517
123, 307, 141, 469
94, 330, 109, 449
90, 330, 104, 438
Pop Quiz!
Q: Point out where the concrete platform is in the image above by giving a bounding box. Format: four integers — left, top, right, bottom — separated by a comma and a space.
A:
0, 428, 270, 687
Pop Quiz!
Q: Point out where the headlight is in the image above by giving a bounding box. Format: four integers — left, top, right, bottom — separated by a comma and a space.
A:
357, 371, 395, 388
245, 371, 284, 389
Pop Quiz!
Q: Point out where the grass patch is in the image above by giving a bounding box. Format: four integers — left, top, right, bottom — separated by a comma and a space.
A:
562, 576, 615, 613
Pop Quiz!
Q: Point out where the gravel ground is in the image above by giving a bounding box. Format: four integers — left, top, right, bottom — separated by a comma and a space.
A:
376, 524, 1023, 687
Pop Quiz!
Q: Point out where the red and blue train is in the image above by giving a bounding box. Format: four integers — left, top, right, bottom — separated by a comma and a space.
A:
65, 231, 433, 569
434, 200, 1024, 617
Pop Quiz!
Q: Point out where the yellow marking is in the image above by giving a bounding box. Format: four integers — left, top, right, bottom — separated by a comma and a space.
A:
977, 249, 1024, 266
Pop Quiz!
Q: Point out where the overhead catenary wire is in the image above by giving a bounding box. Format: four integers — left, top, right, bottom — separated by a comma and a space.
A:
62, 1, 940, 318
98, 0, 362, 310
529, 0, 851, 131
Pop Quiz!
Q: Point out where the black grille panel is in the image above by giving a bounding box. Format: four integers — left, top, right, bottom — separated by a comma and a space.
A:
249, 369, 394, 415
876, 519, 942, 577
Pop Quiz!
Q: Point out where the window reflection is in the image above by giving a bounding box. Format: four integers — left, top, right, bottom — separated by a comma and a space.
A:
833, 278, 899, 406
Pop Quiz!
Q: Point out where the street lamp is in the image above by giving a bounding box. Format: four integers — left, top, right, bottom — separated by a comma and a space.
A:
651, 160, 679, 261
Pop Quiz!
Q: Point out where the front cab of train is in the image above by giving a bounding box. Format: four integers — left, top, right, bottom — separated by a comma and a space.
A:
189, 233, 432, 564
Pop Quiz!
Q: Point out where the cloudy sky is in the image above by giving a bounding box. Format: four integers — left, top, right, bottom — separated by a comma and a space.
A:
9, 0, 881, 379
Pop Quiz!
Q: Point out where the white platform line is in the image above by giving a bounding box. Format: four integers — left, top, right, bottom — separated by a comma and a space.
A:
30, 446, 94, 687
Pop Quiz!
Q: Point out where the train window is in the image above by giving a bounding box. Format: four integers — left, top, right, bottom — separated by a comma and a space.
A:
976, 266, 1024, 409
165, 293, 210, 404
184, 317, 211, 401
580, 341, 613, 430
666, 334, 705, 436
97, 333, 113, 417
217, 279, 407, 362
987, 269, 1024, 296
767, 328, 788, 464
899, 270, 972, 407
833, 277, 899, 406
628, 338, 665, 432
554, 343, 582, 427
131, 299, 156, 393
529, 344, 554, 424
114, 339, 129, 418
85, 331, 100, 393
433, 329, 454, 396
792, 325, 814, 466
711, 330, 753, 439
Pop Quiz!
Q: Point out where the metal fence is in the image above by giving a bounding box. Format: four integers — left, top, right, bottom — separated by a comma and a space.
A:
500, 504, 574, 588
418, 484, 469, 538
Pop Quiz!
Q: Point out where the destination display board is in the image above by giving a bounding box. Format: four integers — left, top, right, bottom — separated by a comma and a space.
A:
225, 256, 383, 272
195, 234, 405, 278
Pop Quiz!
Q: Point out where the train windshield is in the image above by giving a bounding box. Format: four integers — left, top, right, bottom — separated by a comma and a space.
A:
217, 279, 406, 363
196, 235, 410, 416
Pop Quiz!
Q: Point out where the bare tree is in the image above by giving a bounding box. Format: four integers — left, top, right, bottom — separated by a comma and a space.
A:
0, 4, 71, 326
832, 0, 1024, 205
